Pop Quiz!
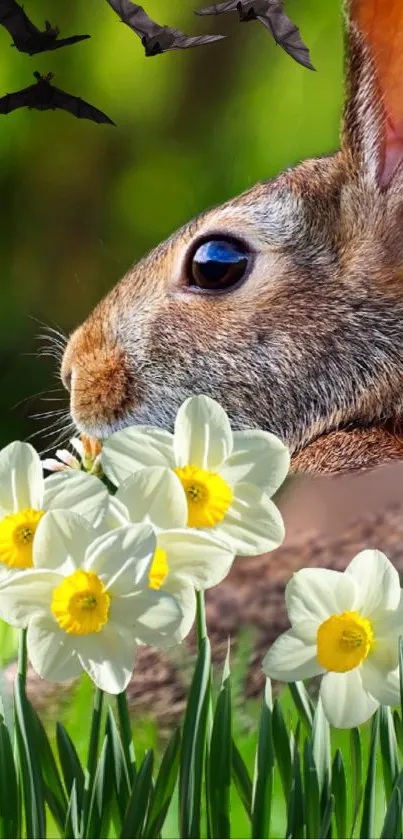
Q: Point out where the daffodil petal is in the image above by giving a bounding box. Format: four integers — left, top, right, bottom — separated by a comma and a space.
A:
27, 617, 82, 682
162, 574, 197, 642
77, 624, 137, 694
34, 510, 95, 575
44, 471, 109, 528
361, 661, 400, 706
115, 468, 188, 529
157, 529, 234, 590
0, 569, 59, 627
103, 495, 130, 531
113, 589, 183, 649
102, 427, 174, 484
285, 568, 358, 643
213, 483, 285, 555
320, 670, 379, 729
346, 550, 401, 615
0, 441, 43, 515
220, 430, 290, 495
85, 524, 156, 593
262, 630, 323, 681
173, 395, 233, 470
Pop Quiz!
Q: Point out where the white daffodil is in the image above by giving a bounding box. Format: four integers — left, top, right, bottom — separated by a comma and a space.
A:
0, 510, 182, 693
102, 395, 289, 556
0, 441, 108, 574
105, 467, 235, 640
263, 550, 403, 729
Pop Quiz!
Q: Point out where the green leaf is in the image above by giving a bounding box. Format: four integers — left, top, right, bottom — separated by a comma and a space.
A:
380, 705, 399, 800
0, 717, 18, 839
359, 710, 380, 839
285, 735, 304, 839
179, 636, 212, 839
231, 740, 252, 819
145, 727, 181, 839
251, 681, 274, 839
350, 727, 363, 836
380, 785, 402, 839
312, 697, 331, 793
105, 708, 130, 825
208, 654, 232, 839
331, 750, 347, 839
56, 721, 85, 816
288, 682, 314, 735
84, 734, 114, 839
120, 750, 154, 839
320, 794, 334, 838
14, 673, 46, 839
64, 780, 80, 839
393, 710, 403, 758
303, 739, 320, 839
31, 707, 67, 831
272, 699, 292, 800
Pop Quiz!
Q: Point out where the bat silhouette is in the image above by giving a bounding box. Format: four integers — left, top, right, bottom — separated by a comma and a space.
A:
105, 0, 225, 56
0, 72, 115, 125
0, 0, 90, 55
196, 0, 314, 69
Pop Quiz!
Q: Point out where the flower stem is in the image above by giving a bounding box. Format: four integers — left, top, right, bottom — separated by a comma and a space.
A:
116, 690, 136, 783
17, 629, 27, 682
196, 589, 208, 645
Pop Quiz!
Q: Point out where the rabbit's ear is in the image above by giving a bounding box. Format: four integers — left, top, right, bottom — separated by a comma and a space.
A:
343, 0, 403, 188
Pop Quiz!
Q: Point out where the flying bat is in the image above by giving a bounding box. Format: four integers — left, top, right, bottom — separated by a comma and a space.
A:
196, 0, 314, 69
0, 0, 90, 55
105, 0, 225, 56
0, 72, 115, 125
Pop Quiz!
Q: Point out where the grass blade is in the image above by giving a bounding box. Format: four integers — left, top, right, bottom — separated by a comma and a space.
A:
359, 710, 380, 839
380, 705, 399, 800
56, 722, 85, 816
312, 697, 331, 794
331, 749, 347, 839
208, 654, 232, 839
0, 717, 18, 839
84, 734, 113, 839
179, 636, 212, 839
145, 728, 181, 839
251, 681, 274, 839
14, 673, 46, 839
303, 739, 320, 839
105, 708, 130, 825
120, 750, 154, 839
286, 735, 304, 839
288, 682, 314, 735
32, 707, 67, 831
64, 780, 80, 839
380, 785, 402, 839
272, 699, 292, 799
350, 727, 363, 837
231, 740, 252, 819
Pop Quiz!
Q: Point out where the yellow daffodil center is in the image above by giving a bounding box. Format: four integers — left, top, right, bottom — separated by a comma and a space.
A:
0, 508, 45, 568
317, 610, 374, 673
51, 570, 110, 635
149, 546, 169, 590
174, 465, 233, 528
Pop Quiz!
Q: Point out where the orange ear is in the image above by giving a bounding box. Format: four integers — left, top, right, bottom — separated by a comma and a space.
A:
348, 0, 403, 187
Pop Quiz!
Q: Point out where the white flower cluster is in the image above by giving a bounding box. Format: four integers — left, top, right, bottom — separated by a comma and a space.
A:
0, 395, 289, 695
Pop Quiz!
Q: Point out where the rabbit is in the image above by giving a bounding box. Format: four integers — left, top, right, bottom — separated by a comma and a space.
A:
61, 0, 403, 477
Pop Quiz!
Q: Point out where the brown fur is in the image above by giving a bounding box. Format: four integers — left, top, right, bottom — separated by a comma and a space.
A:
61, 0, 403, 477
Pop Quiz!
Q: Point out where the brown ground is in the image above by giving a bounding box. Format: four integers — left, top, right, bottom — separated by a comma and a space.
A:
7, 461, 403, 722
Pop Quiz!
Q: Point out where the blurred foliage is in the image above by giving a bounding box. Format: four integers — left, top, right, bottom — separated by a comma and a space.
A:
0, 0, 342, 451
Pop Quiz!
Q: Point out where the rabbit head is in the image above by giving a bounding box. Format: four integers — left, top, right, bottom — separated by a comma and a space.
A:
61, 0, 403, 474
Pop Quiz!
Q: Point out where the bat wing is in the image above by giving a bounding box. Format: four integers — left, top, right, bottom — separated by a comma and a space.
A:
169, 30, 226, 50
50, 86, 116, 125
195, 2, 238, 16
0, 82, 36, 114
106, 0, 159, 37
41, 33, 90, 52
0, 0, 41, 44
258, 3, 314, 69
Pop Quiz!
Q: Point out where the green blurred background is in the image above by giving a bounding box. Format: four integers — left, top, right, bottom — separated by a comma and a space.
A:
0, 0, 342, 453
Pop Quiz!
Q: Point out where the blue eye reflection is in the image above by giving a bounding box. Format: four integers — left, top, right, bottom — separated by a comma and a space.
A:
189, 238, 249, 292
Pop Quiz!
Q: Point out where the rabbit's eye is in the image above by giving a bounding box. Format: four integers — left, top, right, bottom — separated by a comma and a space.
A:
189, 238, 249, 292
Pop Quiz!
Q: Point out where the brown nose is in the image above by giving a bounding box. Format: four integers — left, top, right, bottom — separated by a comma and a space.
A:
61, 325, 137, 437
